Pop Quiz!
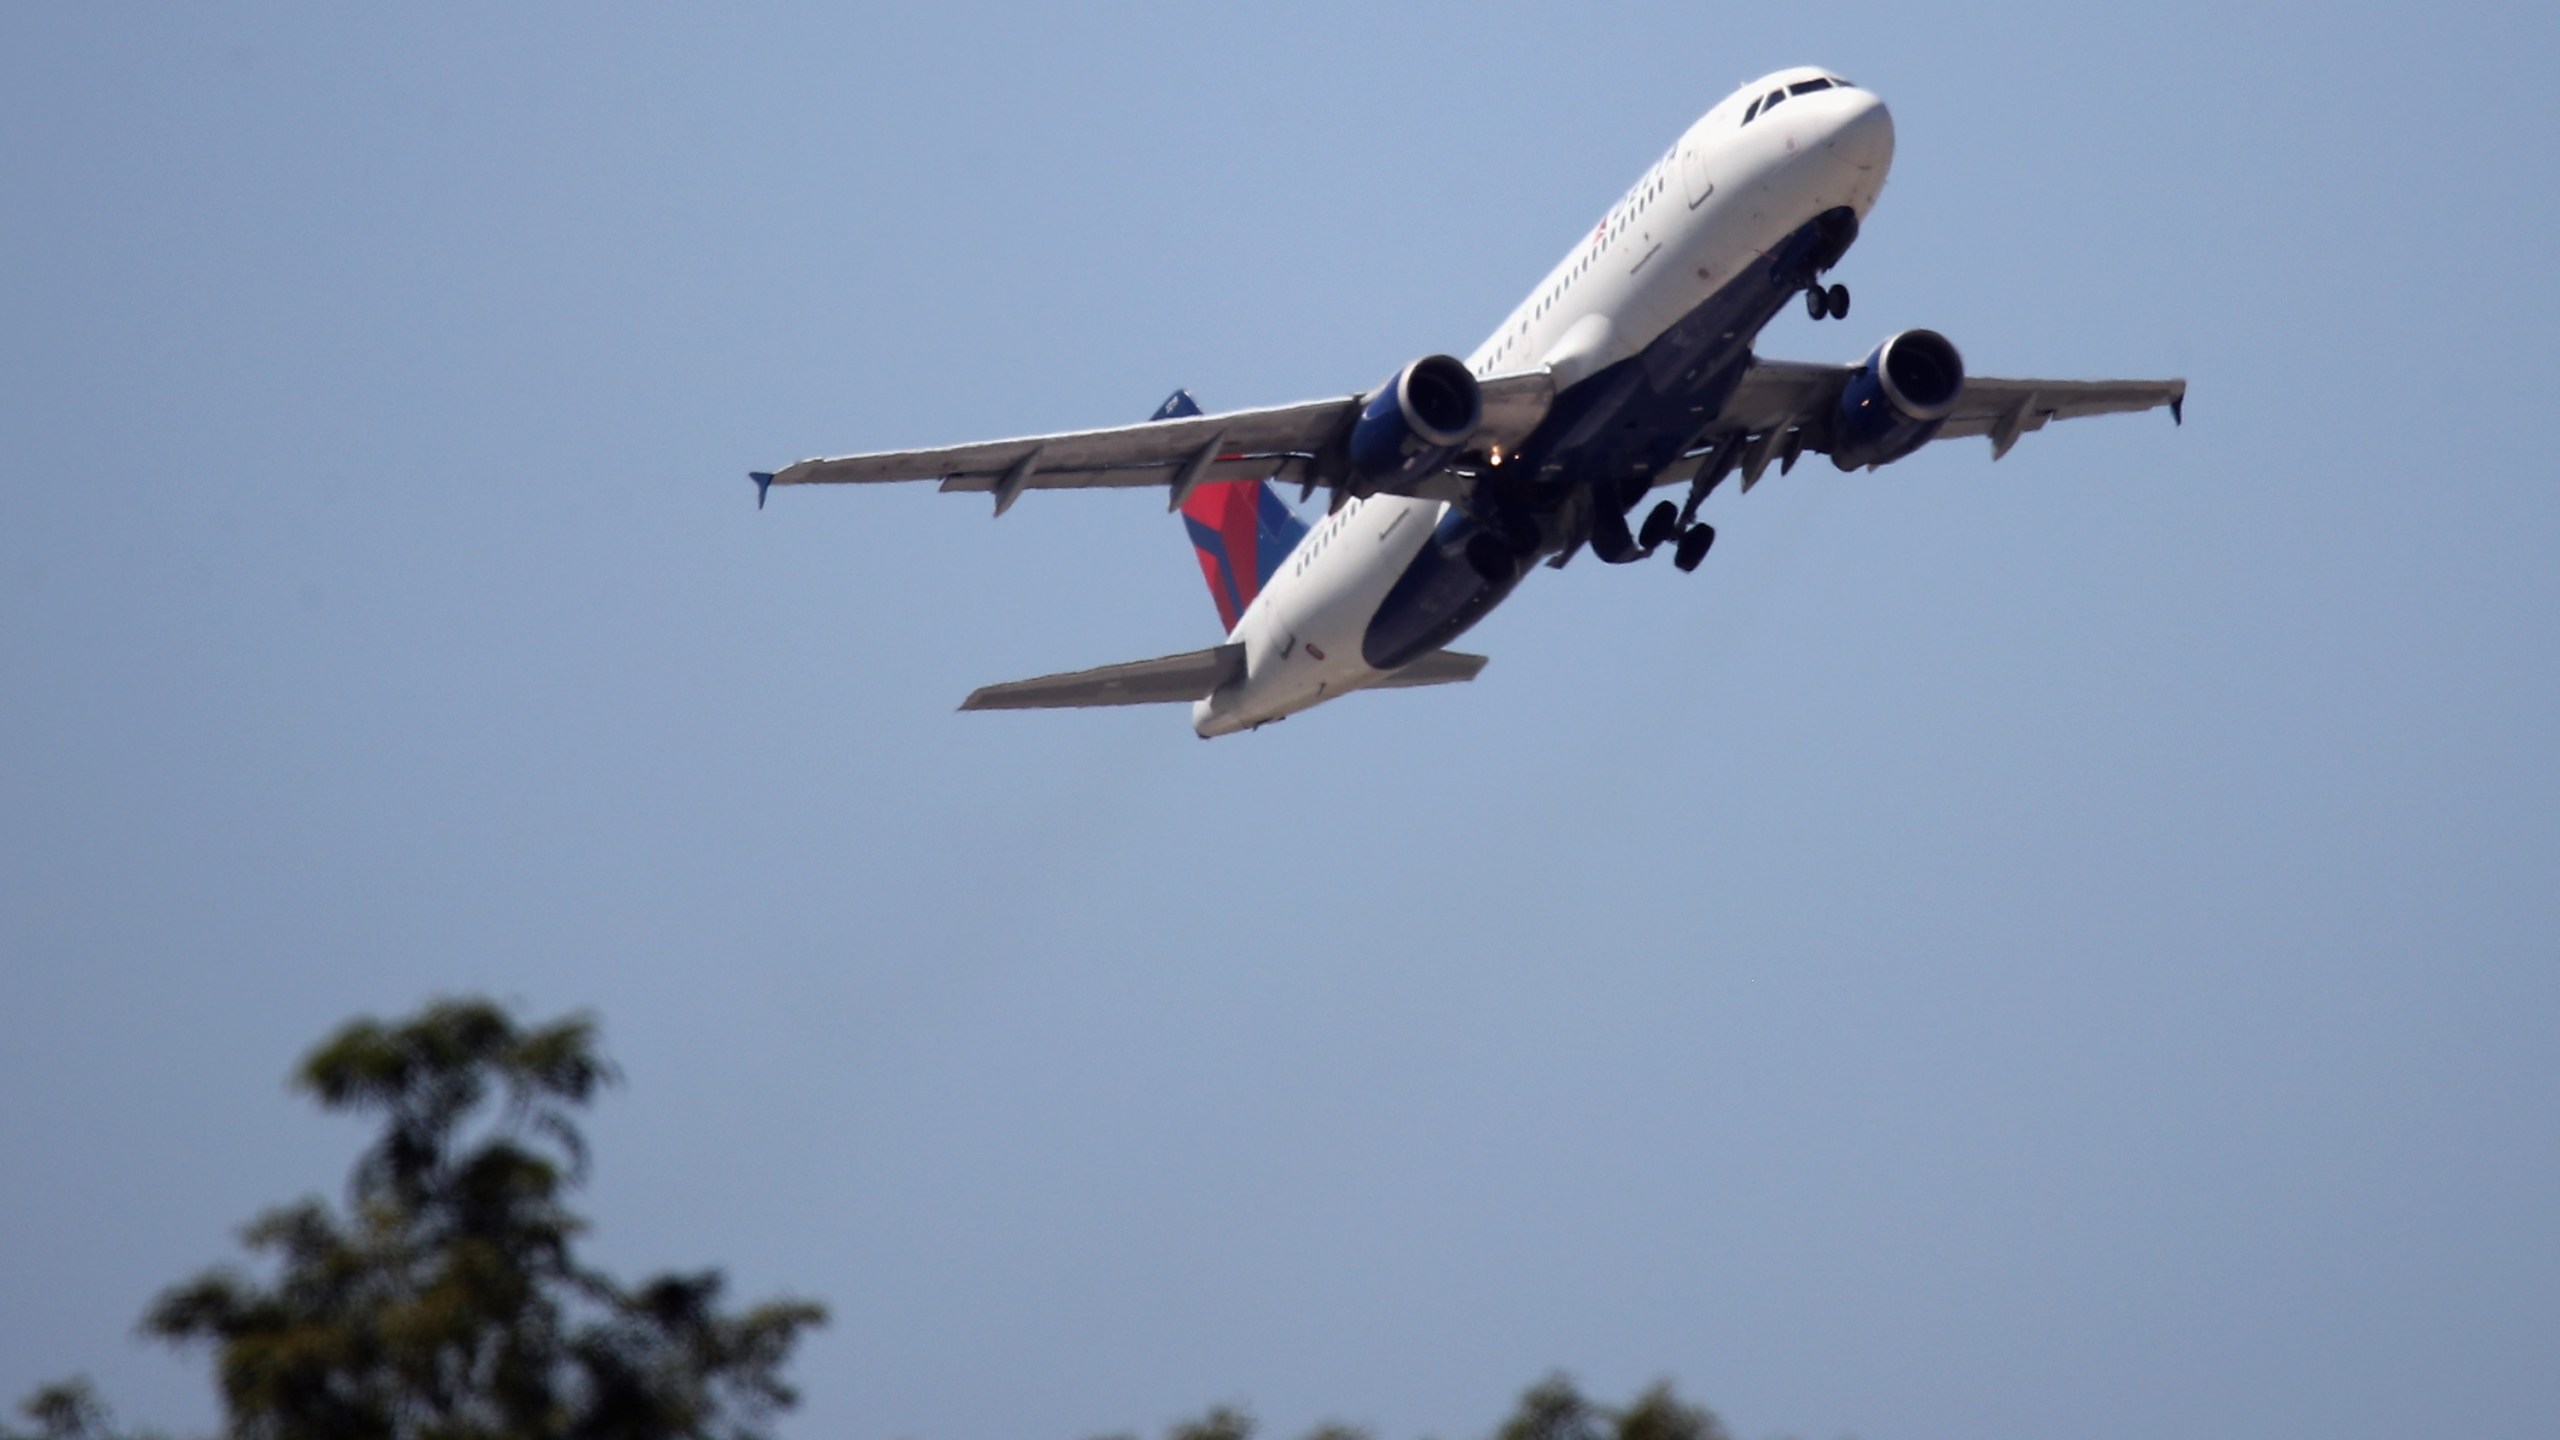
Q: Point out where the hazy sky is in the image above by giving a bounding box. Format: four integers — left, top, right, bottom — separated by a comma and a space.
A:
4, 5, 2556, 1439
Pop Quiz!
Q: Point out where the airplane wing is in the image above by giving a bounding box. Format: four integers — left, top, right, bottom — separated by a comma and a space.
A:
760, 372, 1559, 515
1667, 358, 2186, 491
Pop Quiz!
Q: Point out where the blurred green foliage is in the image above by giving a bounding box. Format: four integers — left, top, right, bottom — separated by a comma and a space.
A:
8, 1003, 1735, 1440
1126, 1375, 1732, 1440
4, 998, 824, 1440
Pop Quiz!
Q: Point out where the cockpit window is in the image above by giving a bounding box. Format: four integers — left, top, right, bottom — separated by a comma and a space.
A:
1742, 96, 1762, 124
1830, 76, 1855, 87
1763, 88, 1787, 113
1788, 78, 1833, 96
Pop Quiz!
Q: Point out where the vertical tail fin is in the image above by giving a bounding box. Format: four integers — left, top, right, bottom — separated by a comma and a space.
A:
1154, 390, 1309, 632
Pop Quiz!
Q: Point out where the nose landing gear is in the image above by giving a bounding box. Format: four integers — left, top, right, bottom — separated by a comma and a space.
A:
1805, 280, 1851, 321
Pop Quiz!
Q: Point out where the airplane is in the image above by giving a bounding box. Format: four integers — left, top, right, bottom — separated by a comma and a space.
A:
751, 67, 2184, 738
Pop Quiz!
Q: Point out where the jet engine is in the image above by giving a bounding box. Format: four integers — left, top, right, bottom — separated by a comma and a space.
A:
1830, 329, 1965, 470
1347, 354, 1483, 491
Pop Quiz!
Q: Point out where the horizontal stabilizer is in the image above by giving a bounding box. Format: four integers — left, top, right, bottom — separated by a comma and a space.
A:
1368, 649, 1488, 689
960, 643, 1246, 711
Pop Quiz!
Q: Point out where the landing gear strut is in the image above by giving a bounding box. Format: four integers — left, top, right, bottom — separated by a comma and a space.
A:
1633, 498, 1716, 573
1805, 281, 1850, 321
1656, 445, 1729, 573
1593, 479, 1718, 571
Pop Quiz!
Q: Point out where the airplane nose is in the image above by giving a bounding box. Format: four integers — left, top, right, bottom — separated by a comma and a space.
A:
1829, 91, 1895, 173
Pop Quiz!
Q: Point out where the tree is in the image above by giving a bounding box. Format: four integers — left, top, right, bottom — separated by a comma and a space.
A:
0, 1379, 159, 1440
1166, 1408, 1261, 1440
1607, 1382, 1731, 1440
1493, 1375, 1603, 1440
7, 998, 824, 1440
1490, 1376, 1729, 1440
1131, 1377, 1730, 1440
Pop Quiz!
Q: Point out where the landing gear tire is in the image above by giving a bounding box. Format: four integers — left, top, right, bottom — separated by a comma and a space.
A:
1639, 500, 1679, 552
1466, 531, 1518, 583
1673, 524, 1717, 573
1826, 283, 1850, 320
1805, 284, 1830, 321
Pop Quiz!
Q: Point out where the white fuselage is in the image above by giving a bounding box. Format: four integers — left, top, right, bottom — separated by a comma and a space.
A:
1194, 69, 1895, 737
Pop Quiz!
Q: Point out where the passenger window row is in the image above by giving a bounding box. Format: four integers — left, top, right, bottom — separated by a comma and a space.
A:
1296, 503, 1361, 573
1482, 86, 1840, 377
1527, 166, 1672, 324
1485, 158, 1681, 369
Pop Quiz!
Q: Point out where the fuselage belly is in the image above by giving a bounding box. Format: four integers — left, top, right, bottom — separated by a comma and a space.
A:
1195, 70, 1893, 736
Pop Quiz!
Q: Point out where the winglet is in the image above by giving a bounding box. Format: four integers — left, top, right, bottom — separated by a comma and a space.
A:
2171, 393, 2185, 426
750, 471, 774, 509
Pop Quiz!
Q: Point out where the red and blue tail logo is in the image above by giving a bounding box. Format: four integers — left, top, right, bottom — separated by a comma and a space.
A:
1152, 388, 1310, 633
1182, 479, 1310, 631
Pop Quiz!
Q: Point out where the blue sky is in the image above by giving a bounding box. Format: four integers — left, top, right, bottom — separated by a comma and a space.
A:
4, 4, 2556, 1439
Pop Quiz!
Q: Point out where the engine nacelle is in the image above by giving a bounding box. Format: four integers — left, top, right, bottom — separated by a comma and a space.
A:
1348, 354, 1483, 491
1830, 329, 1965, 470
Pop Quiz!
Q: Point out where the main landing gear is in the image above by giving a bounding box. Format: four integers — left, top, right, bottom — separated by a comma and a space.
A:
1593, 473, 1718, 571
1805, 280, 1851, 321
1639, 500, 1679, 551
1638, 499, 1717, 573
1673, 522, 1716, 572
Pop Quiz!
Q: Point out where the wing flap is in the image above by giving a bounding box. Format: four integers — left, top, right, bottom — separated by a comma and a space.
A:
959, 644, 1245, 711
